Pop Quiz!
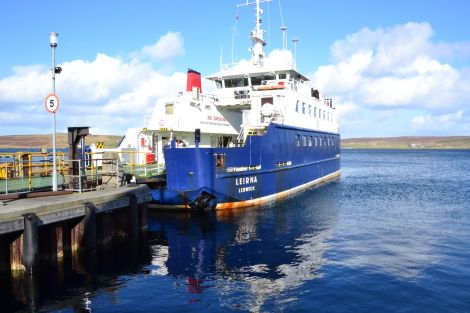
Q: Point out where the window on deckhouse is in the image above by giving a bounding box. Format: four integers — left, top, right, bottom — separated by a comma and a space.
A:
225, 77, 248, 88
165, 103, 174, 115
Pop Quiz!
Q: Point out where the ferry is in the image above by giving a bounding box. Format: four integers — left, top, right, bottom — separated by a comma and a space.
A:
120, 0, 340, 210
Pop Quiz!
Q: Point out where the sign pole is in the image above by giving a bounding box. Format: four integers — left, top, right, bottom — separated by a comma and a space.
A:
50, 32, 58, 192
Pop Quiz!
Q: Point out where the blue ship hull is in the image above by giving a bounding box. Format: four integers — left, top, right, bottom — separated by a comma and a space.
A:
150, 123, 340, 210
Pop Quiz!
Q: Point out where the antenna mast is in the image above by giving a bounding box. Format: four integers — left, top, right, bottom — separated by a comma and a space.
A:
237, 0, 271, 66
280, 26, 287, 50
279, 0, 287, 50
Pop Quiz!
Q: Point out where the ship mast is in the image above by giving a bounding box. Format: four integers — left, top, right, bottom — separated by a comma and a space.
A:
238, 0, 271, 66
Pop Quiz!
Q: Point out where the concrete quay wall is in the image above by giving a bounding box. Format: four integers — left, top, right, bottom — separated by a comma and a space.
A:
0, 185, 151, 272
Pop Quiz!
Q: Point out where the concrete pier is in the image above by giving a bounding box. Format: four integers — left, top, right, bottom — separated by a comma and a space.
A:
0, 185, 151, 272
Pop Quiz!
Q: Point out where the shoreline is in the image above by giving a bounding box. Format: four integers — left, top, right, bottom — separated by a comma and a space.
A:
1, 134, 469, 150
0, 134, 121, 149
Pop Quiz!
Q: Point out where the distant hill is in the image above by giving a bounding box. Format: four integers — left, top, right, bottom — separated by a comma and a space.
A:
341, 136, 470, 149
1, 134, 469, 150
0, 134, 122, 149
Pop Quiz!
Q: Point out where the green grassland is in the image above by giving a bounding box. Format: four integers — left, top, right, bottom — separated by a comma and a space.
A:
0, 134, 122, 149
341, 136, 470, 149
1, 134, 470, 150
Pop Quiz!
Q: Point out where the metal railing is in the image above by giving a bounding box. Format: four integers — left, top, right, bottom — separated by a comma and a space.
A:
64, 158, 121, 193
90, 150, 165, 178
1, 149, 165, 195
0, 152, 67, 194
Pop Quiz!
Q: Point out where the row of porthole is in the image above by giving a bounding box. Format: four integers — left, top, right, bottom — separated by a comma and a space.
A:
295, 100, 333, 122
295, 134, 338, 148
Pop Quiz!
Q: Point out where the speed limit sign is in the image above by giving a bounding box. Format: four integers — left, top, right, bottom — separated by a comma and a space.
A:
45, 93, 60, 113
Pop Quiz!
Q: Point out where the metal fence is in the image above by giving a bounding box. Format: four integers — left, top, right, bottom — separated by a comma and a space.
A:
64, 158, 121, 193
0, 152, 67, 194
0, 150, 165, 195
91, 150, 165, 178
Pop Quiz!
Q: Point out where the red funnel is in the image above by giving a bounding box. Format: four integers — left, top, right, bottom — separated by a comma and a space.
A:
186, 69, 202, 93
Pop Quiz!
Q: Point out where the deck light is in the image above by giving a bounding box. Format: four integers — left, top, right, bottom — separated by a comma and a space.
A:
50, 32, 58, 47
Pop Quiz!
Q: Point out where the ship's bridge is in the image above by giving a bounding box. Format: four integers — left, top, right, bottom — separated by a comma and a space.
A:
207, 67, 311, 109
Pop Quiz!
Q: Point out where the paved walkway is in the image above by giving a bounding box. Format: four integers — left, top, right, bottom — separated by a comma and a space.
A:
0, 185, 151, 234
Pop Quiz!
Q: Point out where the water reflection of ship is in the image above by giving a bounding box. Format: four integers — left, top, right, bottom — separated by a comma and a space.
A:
148, 193, 338, 311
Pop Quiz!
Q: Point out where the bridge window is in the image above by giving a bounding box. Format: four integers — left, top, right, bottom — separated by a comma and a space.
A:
225, 77, 248, 88
262, 74, 276, 82
251, 76, 262, 86
308, 136, 313, 146
302, 135, 307, 146
295, 135, 300, 147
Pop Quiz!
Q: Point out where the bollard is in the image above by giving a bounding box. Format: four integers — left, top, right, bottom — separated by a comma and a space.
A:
22, 213, 39, 273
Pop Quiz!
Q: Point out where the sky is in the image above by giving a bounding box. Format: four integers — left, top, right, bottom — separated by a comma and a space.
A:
1, 0, 470, 138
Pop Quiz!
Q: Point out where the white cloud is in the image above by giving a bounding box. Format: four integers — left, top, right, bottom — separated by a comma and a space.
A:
141, 31, 185, 61
432, 41, 470, 60
0, 111, 24, 123
0, 66, 49, 103
101, 71, 185, 114
310, 22, 470, 136
412, 110, 464, 128
264, 49, 294, 68
0, 32, 189, 135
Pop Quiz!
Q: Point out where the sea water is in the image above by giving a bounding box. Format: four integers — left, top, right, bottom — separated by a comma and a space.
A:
1, 149, 470, 312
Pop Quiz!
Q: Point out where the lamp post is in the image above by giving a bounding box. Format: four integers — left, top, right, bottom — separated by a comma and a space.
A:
50, 32, 58, 191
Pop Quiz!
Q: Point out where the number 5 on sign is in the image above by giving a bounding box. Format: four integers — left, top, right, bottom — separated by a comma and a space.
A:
45, 94, 60, 113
